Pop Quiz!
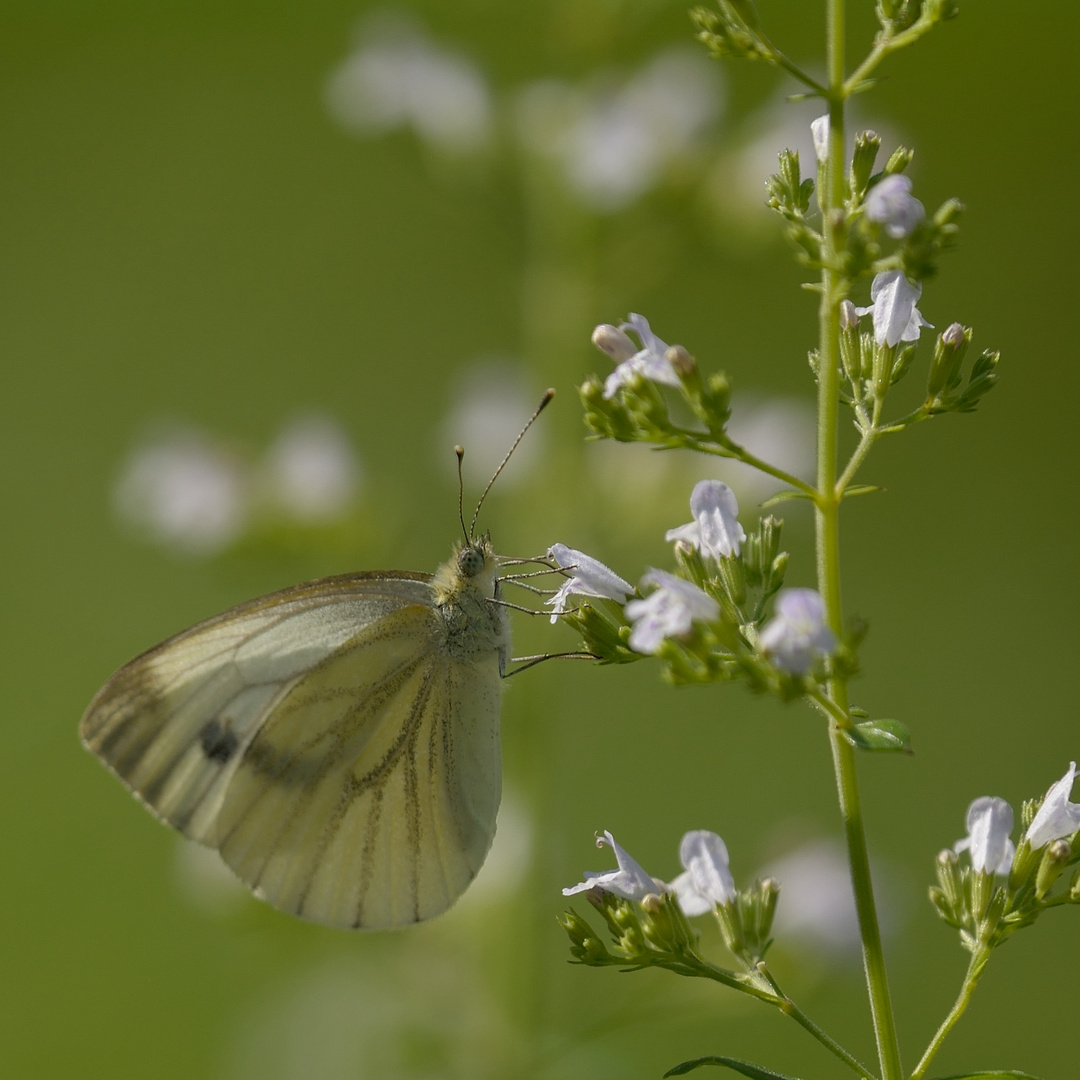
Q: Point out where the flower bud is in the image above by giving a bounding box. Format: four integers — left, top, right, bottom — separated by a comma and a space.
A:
934, 847, 965, 917
1035, 838, 1072, 900
592, 323, 638, 363
665, 344, 695, 379
849, 130, 881, 197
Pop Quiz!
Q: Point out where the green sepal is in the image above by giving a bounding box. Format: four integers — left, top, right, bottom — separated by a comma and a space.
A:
841, 485, 884, 499
665, 1056, 806, 1079
842, 718, 912, 754
561, 602, 641, 665
759, 489, 813, 509
926, 1072, 1048, 1080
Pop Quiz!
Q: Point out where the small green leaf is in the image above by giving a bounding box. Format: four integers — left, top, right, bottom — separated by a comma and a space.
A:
842, 719, 912, 754
928, 1072, 1047, 1080
842, 484, 885, 499
664, 1056, 807, 1080
760, 489, 814, 509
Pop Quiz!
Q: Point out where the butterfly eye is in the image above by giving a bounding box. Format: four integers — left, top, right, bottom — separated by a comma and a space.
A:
458, 545, 486, 577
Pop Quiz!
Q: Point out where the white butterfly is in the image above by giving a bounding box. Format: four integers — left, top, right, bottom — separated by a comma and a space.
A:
81, 395, 554, 930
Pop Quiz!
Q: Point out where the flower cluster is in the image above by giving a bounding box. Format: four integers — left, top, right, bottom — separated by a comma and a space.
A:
560, 827, 778, 972
547, 475, 836, 685
932, 763, 1080, 954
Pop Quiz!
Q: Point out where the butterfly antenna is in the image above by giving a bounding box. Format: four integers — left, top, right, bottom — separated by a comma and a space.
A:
454, 445, 469, 543
469, 388, 555, 539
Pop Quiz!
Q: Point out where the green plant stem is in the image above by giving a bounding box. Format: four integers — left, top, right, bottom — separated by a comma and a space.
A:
909, 951, 987, 1080
818, 4, 903, 1080
836, 428, 879, 497
678, 435, 820, 500
756, 964, 879, 1080
843, 16, 936, 97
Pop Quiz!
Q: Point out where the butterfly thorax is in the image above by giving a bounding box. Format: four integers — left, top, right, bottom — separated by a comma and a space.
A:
431, 537, 510, 666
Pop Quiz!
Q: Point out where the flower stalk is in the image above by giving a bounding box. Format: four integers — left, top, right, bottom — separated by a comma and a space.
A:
818, 3, 903, 1079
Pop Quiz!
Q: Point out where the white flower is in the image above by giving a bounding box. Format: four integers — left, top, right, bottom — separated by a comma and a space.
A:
665, 479, 746, 560
625, 568, 720, 654
1023, 762, 1080, 850
671, 830, 737, 916
758, 588, 837, 674
113, 426, 248, 557
325, 14, 491, 154
855, 270, 933, 348
810, 114, 829, 162
865, 174, 925, 239
544, 544, 633, 623
602, 312, 682, 399
955, 796, 1015, 875
562, 831, 662, 901
265, 413, 360, 523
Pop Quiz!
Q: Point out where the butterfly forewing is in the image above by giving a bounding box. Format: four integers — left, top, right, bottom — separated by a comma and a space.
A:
79, 566, 505, 929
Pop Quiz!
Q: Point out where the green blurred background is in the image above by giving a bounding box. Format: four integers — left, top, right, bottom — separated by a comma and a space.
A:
3, 1, 1079, 1077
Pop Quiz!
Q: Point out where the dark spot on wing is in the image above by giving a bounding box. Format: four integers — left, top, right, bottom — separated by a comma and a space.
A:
200, 719, 238, 764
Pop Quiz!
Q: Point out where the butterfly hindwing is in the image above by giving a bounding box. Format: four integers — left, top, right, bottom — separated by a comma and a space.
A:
214, 602, 502, 928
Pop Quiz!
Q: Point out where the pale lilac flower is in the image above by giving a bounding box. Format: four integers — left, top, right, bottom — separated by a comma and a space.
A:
865, 174, 925, 239
665, 479, 746, 560
562, 831, 662, 901
855, 270, 933, 348
625, 569, 720, 654
1023, 762, 1080, 850
810, 114, 829, 162
602, 313, 682, 399
265, 414, 360, 522
955, 796, 1015, 875
758, 588, 837, 674
545, 543, 633, 623
671, 830, 737, 916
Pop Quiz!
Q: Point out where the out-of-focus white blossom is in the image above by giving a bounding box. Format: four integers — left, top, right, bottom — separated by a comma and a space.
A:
265, 413, 360, 522
544, 543, 632, 623
855, 269, 933, 348
625, 568, 720, 654
954, 796, 1015, 875
562, 831, 662, 901
113, 425, 248, 557
456, 792, 532, 906
440, 360, 543, 488
1023, 762, 1080, 850
671, 830, 737, 916
665, 479, 745, 560
865, 174, 925, 238
762, 839, 864, 954
758, 589, 836, 674
601, 312, 681, 399
325, 13, 491, 154
174, 839, 249, 917
517, 49, 722, 211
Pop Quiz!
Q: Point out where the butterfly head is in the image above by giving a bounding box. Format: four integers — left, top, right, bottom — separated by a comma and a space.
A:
433, 536, 498, 603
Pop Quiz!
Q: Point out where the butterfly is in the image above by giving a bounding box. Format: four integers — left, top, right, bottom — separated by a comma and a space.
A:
80, 392, 554, 930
